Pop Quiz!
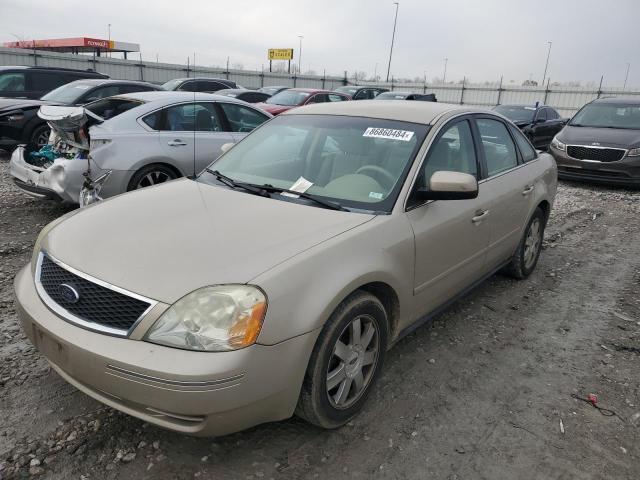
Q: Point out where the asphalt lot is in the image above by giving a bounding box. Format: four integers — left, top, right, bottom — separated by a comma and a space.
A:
0, 157, 639, 480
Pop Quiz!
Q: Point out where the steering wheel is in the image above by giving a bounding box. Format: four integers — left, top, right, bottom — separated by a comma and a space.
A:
355, 165, 396, 189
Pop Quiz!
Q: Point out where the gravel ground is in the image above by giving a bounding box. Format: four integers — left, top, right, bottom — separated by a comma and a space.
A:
0, 157, 639, 480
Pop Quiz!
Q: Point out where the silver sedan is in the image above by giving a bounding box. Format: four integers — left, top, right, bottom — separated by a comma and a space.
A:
9, 91, 272, 203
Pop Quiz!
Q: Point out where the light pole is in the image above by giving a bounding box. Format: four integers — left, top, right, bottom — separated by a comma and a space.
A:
541, 41, 552, 87
107, 23, 111, 58
374, 62, 378, 82
443, 57, 448, 83
623, 62, 631, 90
386, 2, 399, 82
298, 35, 303, 74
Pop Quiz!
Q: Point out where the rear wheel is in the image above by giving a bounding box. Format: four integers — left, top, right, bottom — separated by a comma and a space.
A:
504, 207, 546, 279
127, 164, 178, 191
296, 291, 388, 429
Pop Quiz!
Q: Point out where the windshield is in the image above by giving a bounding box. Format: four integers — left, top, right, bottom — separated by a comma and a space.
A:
161, 79, 183, 91
570, 102, 640, 129
266, 90, 310, 106
494, 105, 536, 123
260, 86, 285, 95
199, 114, 429, 212
335, 86, 358, 95
41, 82, 95, 103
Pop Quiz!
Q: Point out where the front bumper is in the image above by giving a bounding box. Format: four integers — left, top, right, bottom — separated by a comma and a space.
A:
14, 265, 318, 436
550, 146, 640, 187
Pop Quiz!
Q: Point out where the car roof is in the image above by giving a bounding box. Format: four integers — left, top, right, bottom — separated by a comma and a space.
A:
283, 100, 480, 125
0, 65, 108, 76
216, 89, 250, 94
592, 97, 640, 105
169, 77, 233, 83
496, 103, 547, 108
114, 90, 246, 103
66, 79, 157, 87
286, 88, 333, 94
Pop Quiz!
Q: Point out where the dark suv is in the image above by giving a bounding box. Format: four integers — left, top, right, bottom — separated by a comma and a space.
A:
0, 79, 160, 152
0, 66, 108, 99
334, 86, 388, 100
550, 98, 640, 186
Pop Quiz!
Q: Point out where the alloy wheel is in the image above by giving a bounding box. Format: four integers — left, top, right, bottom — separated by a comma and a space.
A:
326, 314, 379, 409
136, 171, 171, 189
523, 218, 541, 270
35, 128, 51, 148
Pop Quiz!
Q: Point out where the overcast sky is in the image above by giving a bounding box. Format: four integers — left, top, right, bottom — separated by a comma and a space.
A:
0, 0, 637, 86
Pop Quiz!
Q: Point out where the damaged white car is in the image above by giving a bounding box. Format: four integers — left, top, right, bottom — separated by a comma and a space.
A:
9, 91, 272, 205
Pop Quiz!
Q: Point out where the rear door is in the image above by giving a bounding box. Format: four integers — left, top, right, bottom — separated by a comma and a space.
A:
29, 72, 68, 98
407, 117, 492, 316
473, 115, 532, 271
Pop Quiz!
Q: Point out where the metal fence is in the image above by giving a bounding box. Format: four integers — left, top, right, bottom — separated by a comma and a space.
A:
2, 46, 640, 117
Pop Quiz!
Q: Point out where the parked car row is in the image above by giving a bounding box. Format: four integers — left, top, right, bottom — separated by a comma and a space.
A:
13, 98, 557, 437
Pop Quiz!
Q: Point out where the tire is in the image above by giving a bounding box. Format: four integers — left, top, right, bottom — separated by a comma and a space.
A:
504, 207, 546, 279
296, 291, 388, 429
29, 124, 51, 149
127, 164, 178, 191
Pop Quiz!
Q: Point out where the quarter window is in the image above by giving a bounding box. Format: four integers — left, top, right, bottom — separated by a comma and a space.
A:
421, 120, 477, 188
477, 118, 518, 176
535, 109, 548, 122
141, 110, 161, 130
218, 103, 269, 132
510, 126, 537, 162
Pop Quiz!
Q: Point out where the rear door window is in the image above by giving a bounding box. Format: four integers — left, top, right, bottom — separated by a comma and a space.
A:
86, 98, 144, 120
328, 94, 348, 102
196, 81, 226, 92
30, 72, 66, 92
535, 109, 548, 122
476, 118, 518, 176
161, 102, 223, 131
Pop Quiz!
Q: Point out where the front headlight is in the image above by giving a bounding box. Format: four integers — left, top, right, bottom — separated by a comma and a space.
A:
627, 147, 640, 157
145, 285, 267, 352
551, 137, 566, 151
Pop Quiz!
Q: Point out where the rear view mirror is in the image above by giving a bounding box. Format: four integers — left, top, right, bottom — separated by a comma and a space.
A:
417, 171, 478, 200
221, 142, 234, 153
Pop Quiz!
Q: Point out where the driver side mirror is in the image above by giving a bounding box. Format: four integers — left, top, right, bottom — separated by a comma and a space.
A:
220, 142, 234, 153
416, 171, 478, 200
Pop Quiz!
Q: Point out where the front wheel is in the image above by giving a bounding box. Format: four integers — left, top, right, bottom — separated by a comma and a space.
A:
30, 124, 51, 149
504, 207, 546, 279
296, 291, 388, 429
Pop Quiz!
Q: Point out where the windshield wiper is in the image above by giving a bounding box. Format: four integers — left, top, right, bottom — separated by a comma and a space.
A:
260, 184, 348, 211
205, 169, 270, 197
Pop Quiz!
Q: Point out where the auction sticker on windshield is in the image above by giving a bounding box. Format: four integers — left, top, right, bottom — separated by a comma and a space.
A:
363, 127, 414, 141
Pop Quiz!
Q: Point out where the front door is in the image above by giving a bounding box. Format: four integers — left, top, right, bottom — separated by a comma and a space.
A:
407, 118, 492, 317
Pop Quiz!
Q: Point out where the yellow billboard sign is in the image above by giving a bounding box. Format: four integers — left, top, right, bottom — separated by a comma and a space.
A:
268, 48, 294, 60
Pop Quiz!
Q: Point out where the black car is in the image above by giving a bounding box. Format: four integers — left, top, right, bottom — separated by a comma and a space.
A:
257, 86, 289, 96
549, 97, 640, 187
334, 86, 388, 100
215, 89, 272, 103
493, 104, 567, 150
161, 77, 238, 93
375, 91, 437, 102
0, 66, 109, 100
0, 79, 161, 152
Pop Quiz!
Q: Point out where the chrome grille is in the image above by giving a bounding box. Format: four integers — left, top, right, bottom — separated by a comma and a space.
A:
36, 253, 155, 336
567, 145, 626, 162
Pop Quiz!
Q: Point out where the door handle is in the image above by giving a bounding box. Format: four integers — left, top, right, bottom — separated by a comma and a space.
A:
472, 209, 490, 224
522, 185, 534, 195
167, 140, 187, 146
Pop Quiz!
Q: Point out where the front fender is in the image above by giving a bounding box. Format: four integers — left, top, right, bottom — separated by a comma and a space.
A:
253, 214, 415, 346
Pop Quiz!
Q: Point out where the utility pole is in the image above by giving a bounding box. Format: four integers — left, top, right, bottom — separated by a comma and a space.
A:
386, 2, 399, 82
541, 41, 552, 87
623, 62, 631, 90
443, 57, 448, 83
298, 35, 303, 75
107, 23, 111, 58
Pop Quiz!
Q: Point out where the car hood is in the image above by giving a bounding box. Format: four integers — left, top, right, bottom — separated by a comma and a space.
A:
254, 103, 293, 115
43, 178, 374, 303
0, 98, 61, 112
558, 125, 640, 148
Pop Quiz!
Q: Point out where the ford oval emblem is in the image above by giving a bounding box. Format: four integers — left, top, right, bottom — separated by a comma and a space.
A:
58, 283, 80, 304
